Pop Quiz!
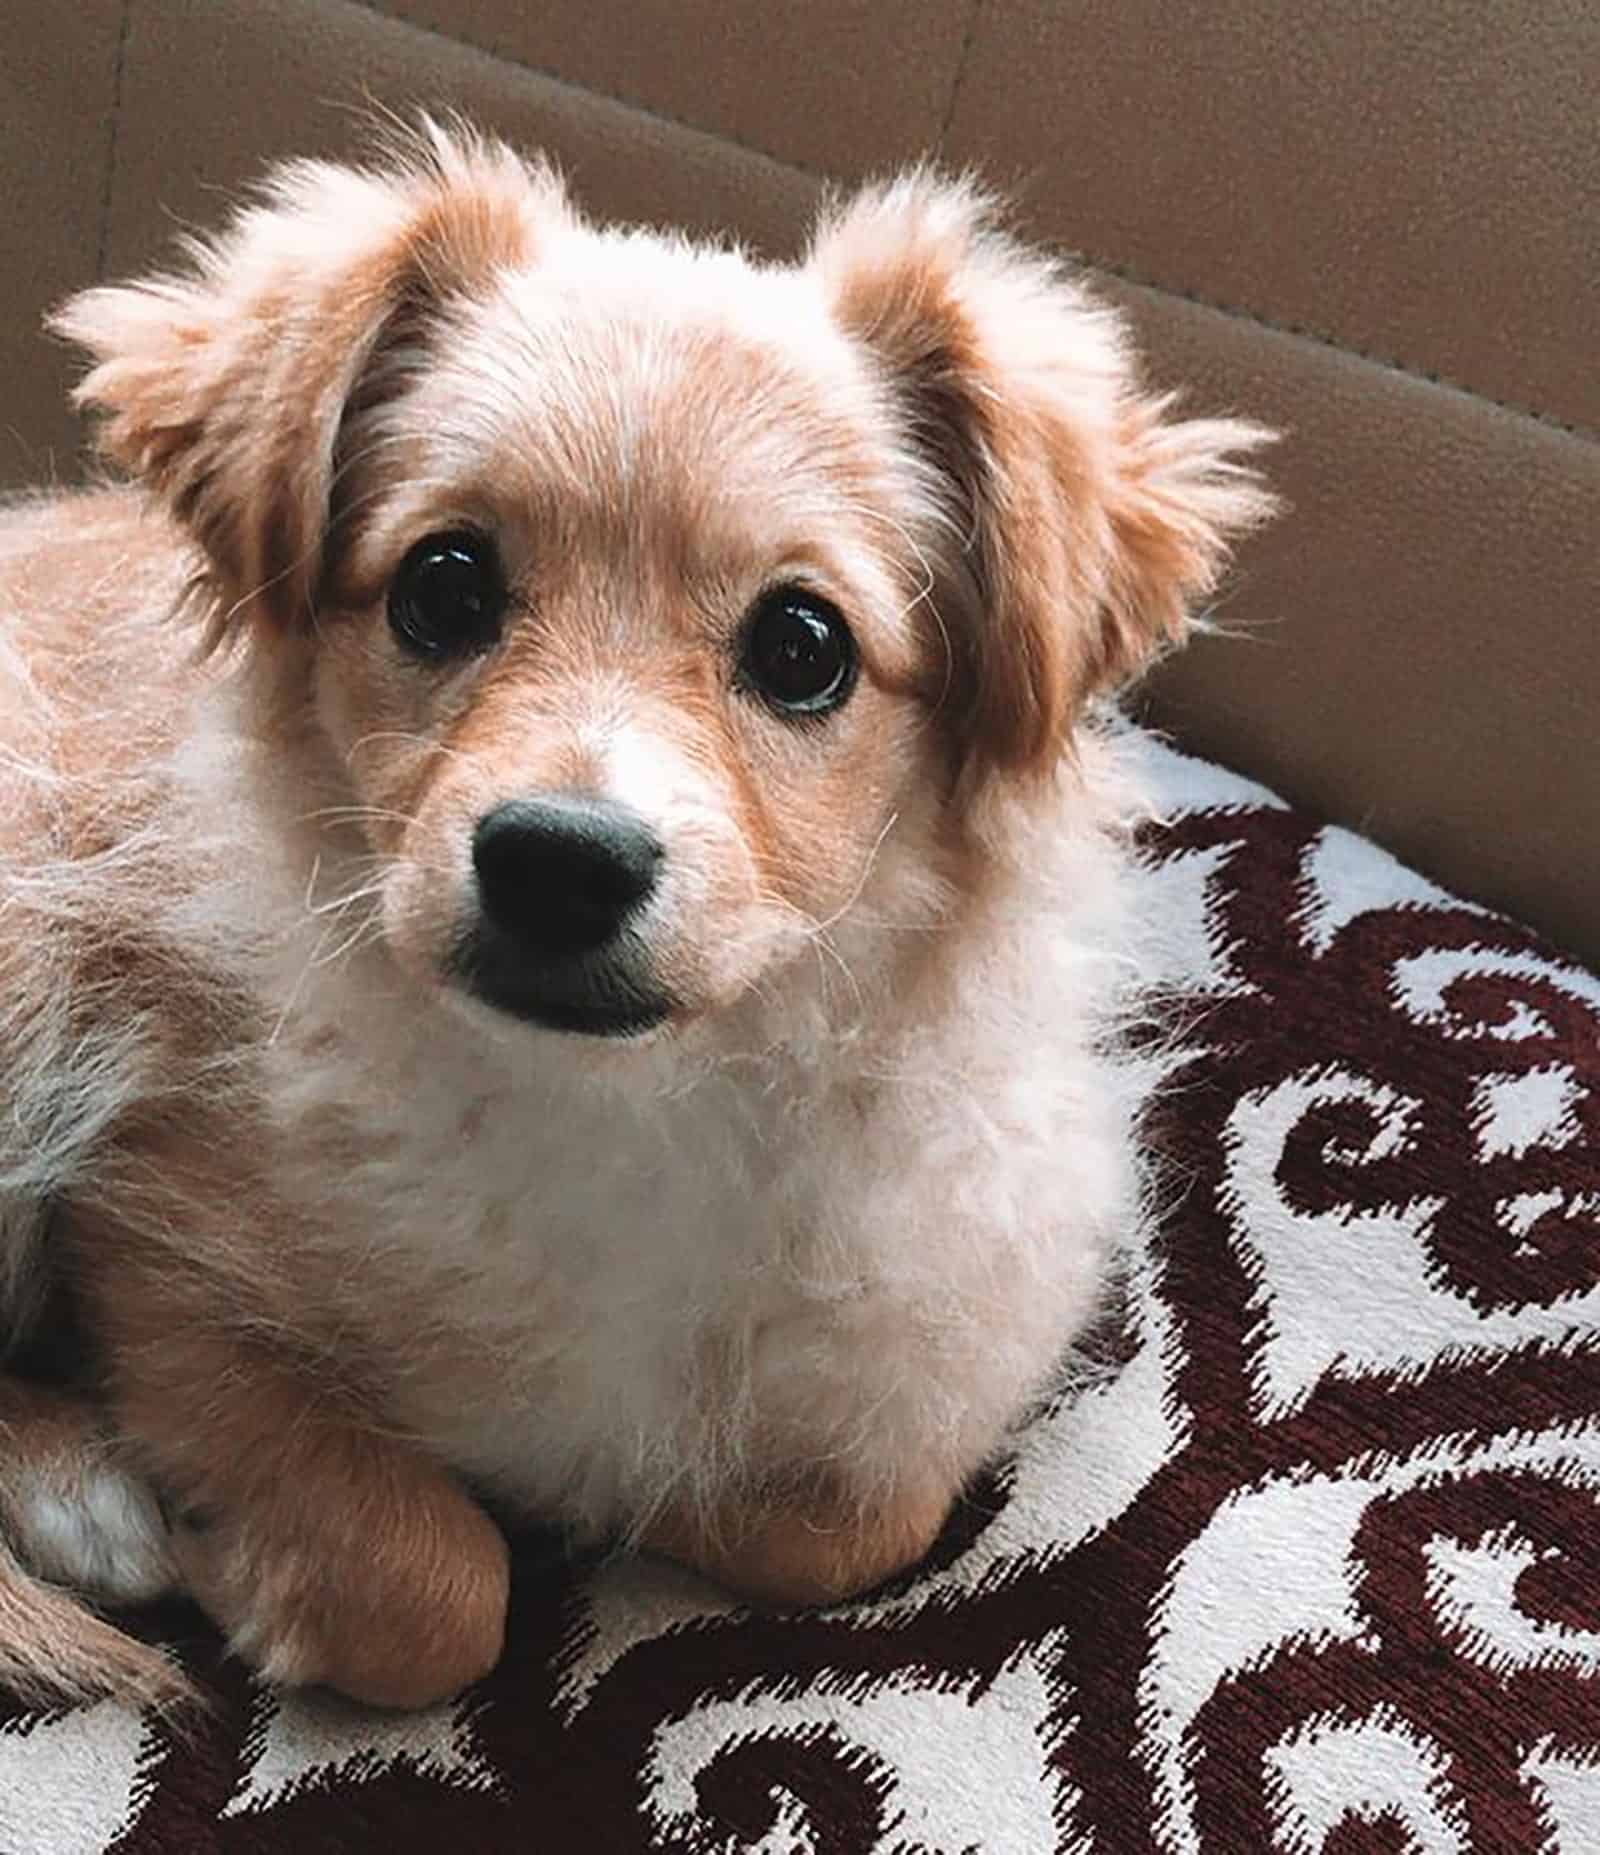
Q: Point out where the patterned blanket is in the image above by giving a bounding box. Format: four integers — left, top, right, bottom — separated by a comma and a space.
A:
4, 736, 1597, 1853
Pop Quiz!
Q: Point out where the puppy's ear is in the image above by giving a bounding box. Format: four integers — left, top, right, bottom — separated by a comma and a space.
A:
53, 122, 567, 639
811, 174, 1275, 782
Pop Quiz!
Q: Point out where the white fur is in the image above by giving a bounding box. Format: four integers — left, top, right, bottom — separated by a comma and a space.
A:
9, 1465, 175, 1603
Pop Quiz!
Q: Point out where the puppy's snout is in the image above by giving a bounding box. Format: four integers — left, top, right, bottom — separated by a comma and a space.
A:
472, 796, 663, 957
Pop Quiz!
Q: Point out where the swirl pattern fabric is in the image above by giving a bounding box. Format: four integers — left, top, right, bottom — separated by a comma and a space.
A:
4, 736, 1596, 1853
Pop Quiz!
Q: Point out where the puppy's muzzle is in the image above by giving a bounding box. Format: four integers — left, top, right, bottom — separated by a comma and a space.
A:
457, 795, 673, 1035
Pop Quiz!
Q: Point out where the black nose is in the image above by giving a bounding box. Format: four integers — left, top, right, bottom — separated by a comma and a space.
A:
472, 796, 663, 957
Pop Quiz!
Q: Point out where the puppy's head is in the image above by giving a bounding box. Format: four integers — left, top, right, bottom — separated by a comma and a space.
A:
58, 125, 1273, 1040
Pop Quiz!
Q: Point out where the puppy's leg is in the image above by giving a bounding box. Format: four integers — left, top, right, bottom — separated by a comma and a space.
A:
71, 1238, 508, 1710
121, 1331, 507, 1709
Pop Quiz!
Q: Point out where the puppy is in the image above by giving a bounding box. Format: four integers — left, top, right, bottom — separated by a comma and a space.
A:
0, 123, 1271, 1709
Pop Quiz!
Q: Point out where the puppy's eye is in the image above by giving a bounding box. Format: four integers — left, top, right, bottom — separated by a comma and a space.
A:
387, 530, 507, 661
738, 587, 856, 718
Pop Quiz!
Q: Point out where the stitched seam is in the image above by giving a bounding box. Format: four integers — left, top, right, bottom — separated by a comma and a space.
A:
340, 0, 1596, 445
342, 0, 833, 178
938, 0, 987, 147
1084, 255, 1597, 446
94, 0, 134, 278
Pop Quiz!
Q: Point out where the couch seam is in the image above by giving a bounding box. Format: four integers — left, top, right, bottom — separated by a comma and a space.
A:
1082, 255, 1598, 447
938, 0, 986, 146
94, 0, 134, 280
338, 0, 1595, 447
344, 1, 836, 176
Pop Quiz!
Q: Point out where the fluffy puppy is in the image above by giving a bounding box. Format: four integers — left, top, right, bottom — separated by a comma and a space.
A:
0, 124, 1271, 1709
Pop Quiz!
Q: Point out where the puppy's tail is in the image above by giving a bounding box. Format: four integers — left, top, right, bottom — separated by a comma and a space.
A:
0, 1534, 195, 1714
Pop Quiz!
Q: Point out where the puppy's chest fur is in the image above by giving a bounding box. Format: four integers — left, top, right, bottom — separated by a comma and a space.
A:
258, 983, 895, 1529
243, 850, 1133, 1551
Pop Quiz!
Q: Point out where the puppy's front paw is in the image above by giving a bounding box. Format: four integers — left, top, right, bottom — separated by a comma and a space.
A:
649, 1478, 953, 1608
170, 1458, 509, 1709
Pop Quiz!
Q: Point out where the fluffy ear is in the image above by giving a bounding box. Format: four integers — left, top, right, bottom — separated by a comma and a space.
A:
52, 122, 567, 638
810, 174, 1275, 781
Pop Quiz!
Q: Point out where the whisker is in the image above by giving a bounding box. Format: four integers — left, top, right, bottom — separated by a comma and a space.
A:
345, 730, 471, 767
312, 907, 387, 969
301, 803, 422, 830
270, 872, 394, 1042
755, 891, 866, 1019
301, 851, 324, 913
305, 879, 389, 920
812, 810, 901, 937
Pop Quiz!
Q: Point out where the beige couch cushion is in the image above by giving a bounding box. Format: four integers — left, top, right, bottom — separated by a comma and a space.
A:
3, 0, 1594, 963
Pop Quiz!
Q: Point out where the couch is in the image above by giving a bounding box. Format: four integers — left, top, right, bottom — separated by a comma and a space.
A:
2, 3, 1596, 1848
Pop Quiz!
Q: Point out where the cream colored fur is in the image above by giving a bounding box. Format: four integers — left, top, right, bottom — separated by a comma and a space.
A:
0, 125, 1272, 1706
